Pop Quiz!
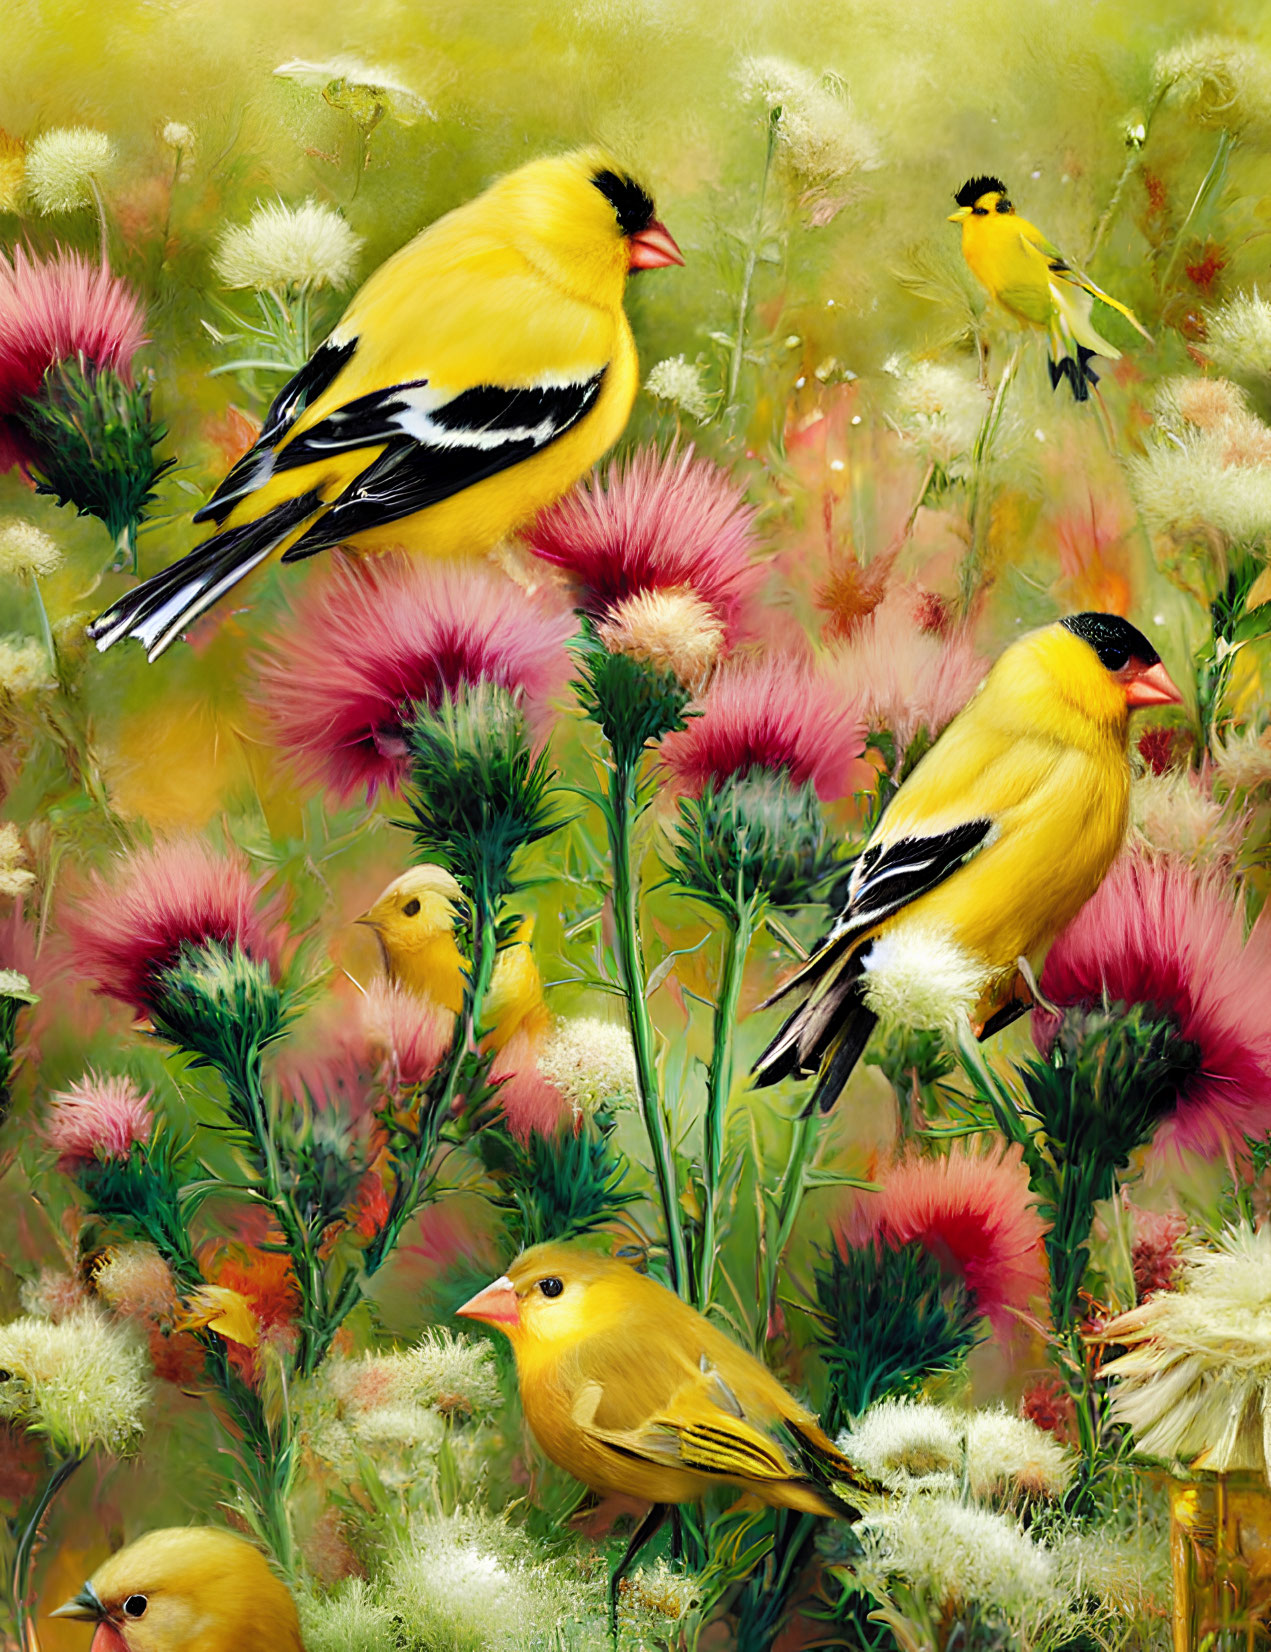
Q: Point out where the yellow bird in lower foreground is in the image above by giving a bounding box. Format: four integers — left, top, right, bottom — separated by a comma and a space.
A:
50, 1527, 302, 1652
357, 863, 550, 1049
753, 613, 1182, 1112
949, 176, 1151, 401
458, 1242, 874, 1625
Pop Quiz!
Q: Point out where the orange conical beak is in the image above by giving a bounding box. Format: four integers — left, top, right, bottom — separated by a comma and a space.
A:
456, 1275, 520, 1328
1124, 659, 1183, 709
628, 220, 684, 270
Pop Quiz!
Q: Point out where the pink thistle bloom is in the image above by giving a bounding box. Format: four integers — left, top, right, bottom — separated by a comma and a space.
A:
61, 836, 284, 1016
828, 587, 988, 752
1036, 853, 1271, 1156
661, 652, 865, 799
490, 1032, 570, 1144
46, 1070, 153, 1168
1125, 1197, 1188, 1301
524, 444, 763, 636
852, 1141, 1047, 1334
255, 554, 576, 802
358, 979, 450, 1093
0, 247, 147, 466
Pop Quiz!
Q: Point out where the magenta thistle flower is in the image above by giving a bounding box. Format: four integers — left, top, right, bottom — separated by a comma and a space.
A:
852, 1142, 1048, 1334
490, 1033, 571, 1145
661, 652, 865, 799
1036, 853, 1271, 1156
46, 1070, 153, 1168
0, 247, 146, 468
255, 554, 576, 801
62, 837, 284, 1017
524, 444, 763, 636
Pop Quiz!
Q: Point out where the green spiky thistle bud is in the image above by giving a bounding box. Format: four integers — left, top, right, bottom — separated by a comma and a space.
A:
16, 356, 173, 560
571, 625, 693, 770
669, 766, 840, 915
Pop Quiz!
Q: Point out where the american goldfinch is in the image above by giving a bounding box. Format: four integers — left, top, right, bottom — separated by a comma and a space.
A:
458, 1242, 873, 1623
358, 864, 550, 1048
50, 1526, 302, 1652
949, 176, 1150, 401
88, 150, 683, 660
753, 613, 1182, 1112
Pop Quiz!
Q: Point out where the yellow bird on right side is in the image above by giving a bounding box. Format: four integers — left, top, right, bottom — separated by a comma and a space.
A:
357, 863, 550, 1050
948, 175, 1151, 401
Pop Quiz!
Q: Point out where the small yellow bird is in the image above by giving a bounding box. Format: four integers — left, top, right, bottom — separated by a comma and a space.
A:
753, 613, 1182, 1111
948, 176, 1151, 401
457, 1241, 873, 1622
358, 864, 550, 1048
89, 149, 683, 660
50, 1527, 302, 1652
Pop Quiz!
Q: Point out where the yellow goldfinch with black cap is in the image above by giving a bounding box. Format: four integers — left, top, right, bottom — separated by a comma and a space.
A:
88, 150, 682, 660
753, 614, 1182, 1112
948, 177, 1150, 401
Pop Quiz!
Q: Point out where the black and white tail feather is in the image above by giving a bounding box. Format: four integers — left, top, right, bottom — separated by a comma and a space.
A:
751, 819, 993, 1114
86, 331, 606, 662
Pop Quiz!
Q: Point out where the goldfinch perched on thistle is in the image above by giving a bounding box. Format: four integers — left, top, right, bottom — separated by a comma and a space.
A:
358, 864, 550, 1049
50, 1526, 302, 1652
753, 614, 1182, 1113
458, 1242, 875, 1625
88, 149, 683, 660
948, 177, 1150, 401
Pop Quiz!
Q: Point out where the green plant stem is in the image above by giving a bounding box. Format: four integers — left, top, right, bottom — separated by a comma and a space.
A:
697, 897, 761, 1312
726, 106, 781, 426
607, 754, 690, 1296
1159, 128, 1234, 295
12, 1452, 83, 1652
762, 1109, 819, 1339
960, 342, 1021, 611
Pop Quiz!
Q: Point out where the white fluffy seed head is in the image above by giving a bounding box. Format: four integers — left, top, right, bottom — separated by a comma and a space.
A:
212, 199, 364, 291
25, 127, 115, 213
645, 355, 713, 422
861, 923, 985, 1035
0, 521, 62, 580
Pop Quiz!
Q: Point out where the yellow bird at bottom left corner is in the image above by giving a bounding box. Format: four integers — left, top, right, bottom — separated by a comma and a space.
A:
50, 1527, 302, 1652
357, 863, 551, 1050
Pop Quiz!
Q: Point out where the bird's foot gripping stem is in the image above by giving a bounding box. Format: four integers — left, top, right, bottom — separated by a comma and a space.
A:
608, 1502, 670, 1639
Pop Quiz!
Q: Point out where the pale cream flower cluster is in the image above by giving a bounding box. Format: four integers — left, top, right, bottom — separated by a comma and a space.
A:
0, 823, 35, 900
24, 127, 115, 213
1130, 768, 1246, 866
738, 55, 879, 222
1131, 377, 1271, 544
886, 357, 991, 478
538, 1016, 639, 1117
645, 355, 713, 422
1206, 289, 1271, 380
861, 924, 985, 1037
1154, 36, 1271, 134
0, 520, 62, 580
596, 588, 724, 694
0, 1309, 150, 1455
213, 199, 364, 291
1103, 1225, 1271, 1478
0, 638, 55, 697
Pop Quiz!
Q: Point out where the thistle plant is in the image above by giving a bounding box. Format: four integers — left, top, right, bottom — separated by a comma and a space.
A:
0, 249, 167, 569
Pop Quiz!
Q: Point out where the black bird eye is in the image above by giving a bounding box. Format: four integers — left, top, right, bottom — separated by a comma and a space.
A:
123, 1596, 147, 1619
972, 205, 989, 216
401, 898, 421, 917
0, 1370, 10, 1382
995, 197, 1013, 213
538, 1277, 564, 1298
